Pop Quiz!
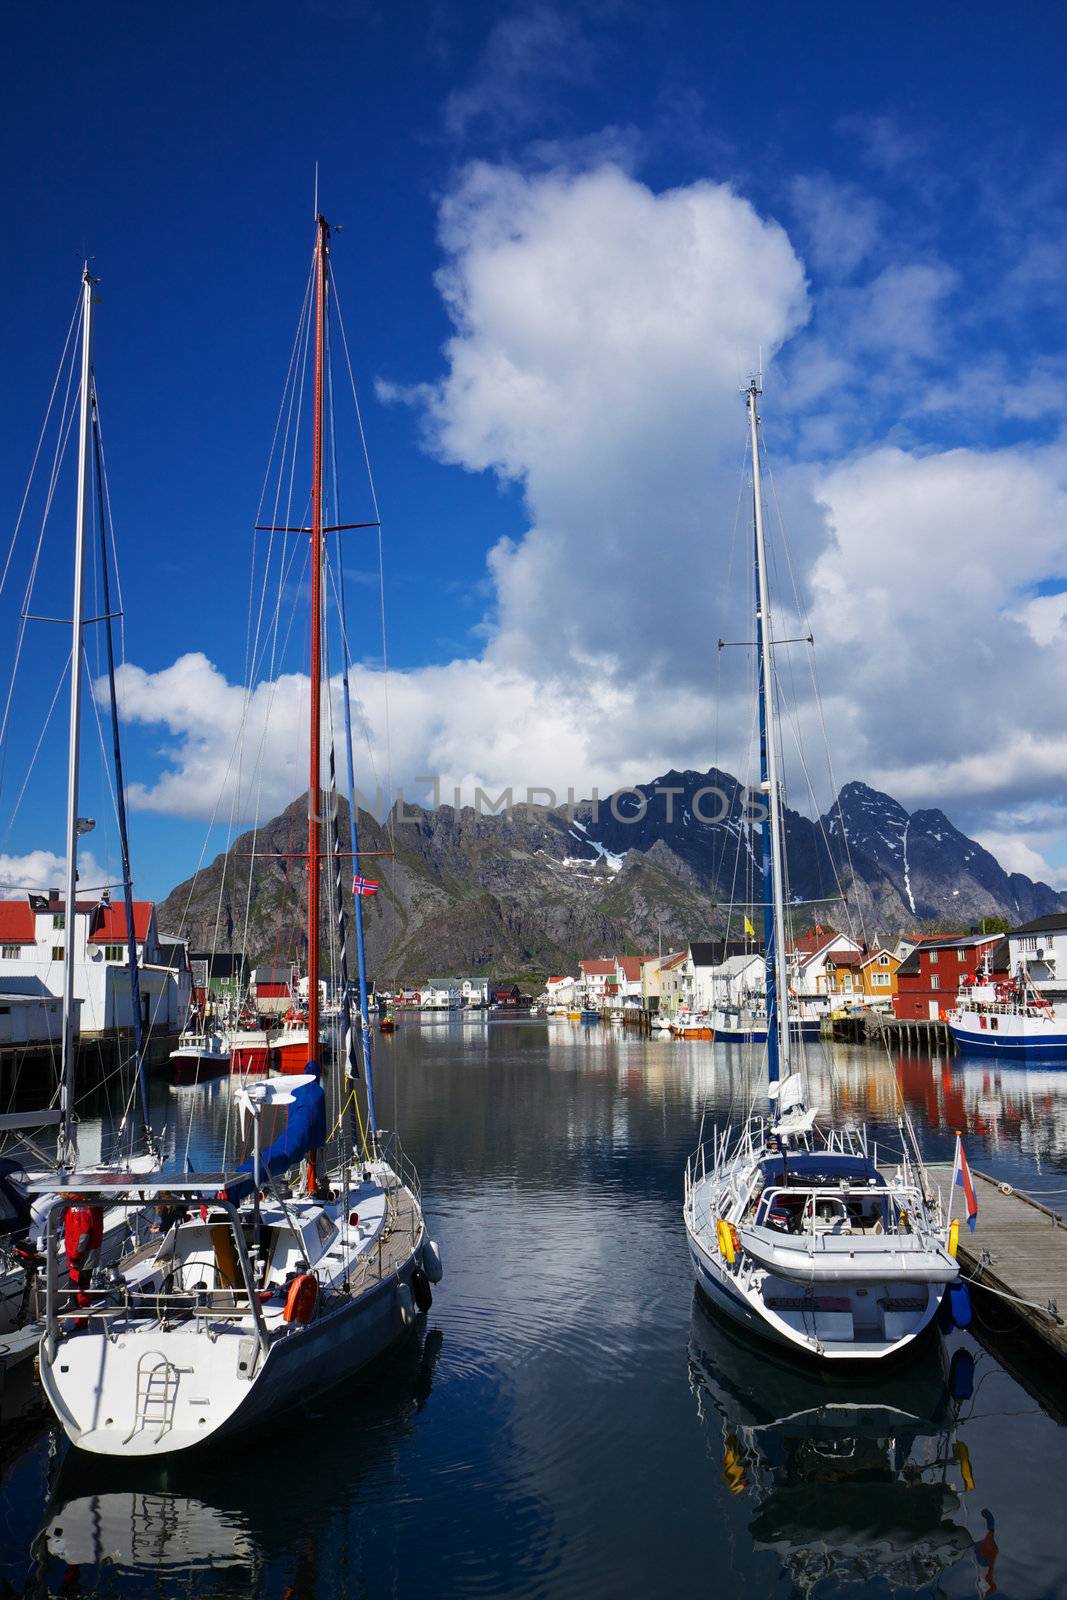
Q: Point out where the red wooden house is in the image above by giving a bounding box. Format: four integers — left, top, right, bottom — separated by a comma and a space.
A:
893, 933, 1008, 1021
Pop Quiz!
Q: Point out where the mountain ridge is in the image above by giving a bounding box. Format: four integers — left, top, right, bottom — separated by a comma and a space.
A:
155, 770, 1066, 977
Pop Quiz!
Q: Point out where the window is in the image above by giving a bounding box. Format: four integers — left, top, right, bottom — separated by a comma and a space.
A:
872, 972, 889, 986
0, 945, 18, 959
930, 976, 940, 990
879, 953, 889, 965
104, 944, 125, 962
52, 912, 65, 930
51, 946, 64, 961
929, 951, 938, 965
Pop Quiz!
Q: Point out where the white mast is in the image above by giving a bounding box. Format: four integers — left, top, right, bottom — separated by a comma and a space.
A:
747, 377, 791, 1080
58, 267, 95, 1167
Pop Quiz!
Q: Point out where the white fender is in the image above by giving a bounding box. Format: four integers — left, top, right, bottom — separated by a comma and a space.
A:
396, 1282, 415, 1326
422, 1239, 444, 1284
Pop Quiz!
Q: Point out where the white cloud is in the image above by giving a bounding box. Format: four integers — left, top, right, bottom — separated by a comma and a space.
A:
0, 848, 107, 895
89, 155, 1067, 889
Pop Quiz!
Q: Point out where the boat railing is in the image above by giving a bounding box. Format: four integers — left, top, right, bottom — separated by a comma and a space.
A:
754, 1181, 934, 1242
374, 1129, 422, 1207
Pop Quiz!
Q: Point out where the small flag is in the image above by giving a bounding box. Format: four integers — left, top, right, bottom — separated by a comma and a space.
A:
352, 875, 380, 898
743, 915, 756, 938
956, 1137, 979, 1231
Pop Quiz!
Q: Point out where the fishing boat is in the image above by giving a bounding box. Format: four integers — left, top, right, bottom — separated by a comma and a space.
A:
672, 1010, 714, 1039
580, 1007, 600, 1024
35, 214, 441, 1457
947, 958, 1067, 1058
683, 381, 957, 1361
713, 1005, 823, 1043
169, 1020, 231, 1084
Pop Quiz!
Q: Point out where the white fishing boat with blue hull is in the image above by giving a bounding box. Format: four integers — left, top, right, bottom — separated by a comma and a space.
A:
682, 380, 957, 1362
947, 1012, 1067, 1058
947, 964, 1067, 1057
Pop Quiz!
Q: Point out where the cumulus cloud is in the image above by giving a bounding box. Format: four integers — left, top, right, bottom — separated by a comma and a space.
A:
0, 848, 108, 895
92, 154, 1067, 888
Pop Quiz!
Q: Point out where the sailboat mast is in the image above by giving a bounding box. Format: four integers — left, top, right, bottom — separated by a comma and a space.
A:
307, 217, 328, 1069
747, 378, 790, 1087
58, 268, 95, 1165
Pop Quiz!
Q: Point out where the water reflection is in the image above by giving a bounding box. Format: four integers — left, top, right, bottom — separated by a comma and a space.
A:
688, 1294, 977, 1595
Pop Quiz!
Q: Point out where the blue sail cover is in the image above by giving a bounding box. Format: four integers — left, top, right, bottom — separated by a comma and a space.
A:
224, 1071, 327, 1202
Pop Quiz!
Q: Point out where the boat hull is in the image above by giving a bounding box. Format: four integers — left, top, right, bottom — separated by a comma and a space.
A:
947, 1015, 1067, 1059
169, 1052, 230, 1086
40, 1212, 427, 1458
686, 1224, 944, 1361
229, 1037, 278, 1075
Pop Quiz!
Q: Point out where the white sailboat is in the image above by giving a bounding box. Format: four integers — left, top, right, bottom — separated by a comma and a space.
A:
0, 267, 159, 1361
683, 380, 957, 1360
36, 214, 441, 1457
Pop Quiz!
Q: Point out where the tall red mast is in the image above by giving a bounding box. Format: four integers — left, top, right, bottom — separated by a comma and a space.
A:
308, 214, 328, 1074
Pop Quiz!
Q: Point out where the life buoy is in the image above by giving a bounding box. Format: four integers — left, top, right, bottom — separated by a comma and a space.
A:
948, 1218, 960, 1259
283, 1272, 318, 1324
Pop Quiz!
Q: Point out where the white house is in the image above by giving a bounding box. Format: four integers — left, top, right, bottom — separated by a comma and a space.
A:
545, 974, 579, 1008
460, 977, 492, 1007
421, 979, 462, 1010
612, 956, 655, 1010
579, 959, 616, 1004
789, 928, 864, 1000
0, 892, 188, 1034
1009, 914, 1067, 999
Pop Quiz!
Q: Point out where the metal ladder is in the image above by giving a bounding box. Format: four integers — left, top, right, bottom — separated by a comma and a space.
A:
124, 1351, 182, 1444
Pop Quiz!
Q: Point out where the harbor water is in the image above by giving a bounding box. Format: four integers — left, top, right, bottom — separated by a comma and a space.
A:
5, 1017, 1067, 1597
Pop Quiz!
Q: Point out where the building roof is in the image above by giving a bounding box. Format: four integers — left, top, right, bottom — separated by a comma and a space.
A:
860, 947, 898, 969
1012, 913, 1067, 936
616, 955, 655, 982
190, 952, 247, 979
897, 935, 1008, 977
788, 926, 842, 956
0, 903, 36, 944
825, 950, 864, 968
580, 959, 616, 976
690, 939, 761, 967
86, 901, 154, 945
658, 951, 688, 971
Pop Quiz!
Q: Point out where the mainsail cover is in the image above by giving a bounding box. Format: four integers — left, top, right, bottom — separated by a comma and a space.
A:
223, 1074, 327, 1202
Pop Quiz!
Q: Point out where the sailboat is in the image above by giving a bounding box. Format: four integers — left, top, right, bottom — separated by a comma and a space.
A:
683, 380, 958, 1360
0, 267, 160, 1365
35, 214, 441, 1457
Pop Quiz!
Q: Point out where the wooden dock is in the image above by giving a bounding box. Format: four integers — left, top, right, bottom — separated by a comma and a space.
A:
926, 1161, 1067, 1363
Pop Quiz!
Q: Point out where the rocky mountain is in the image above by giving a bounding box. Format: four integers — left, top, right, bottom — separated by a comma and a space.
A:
156, 771, 1067, 978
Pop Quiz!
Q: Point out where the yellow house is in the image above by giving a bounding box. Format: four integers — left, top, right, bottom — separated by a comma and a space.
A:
860, 946, 901, 1006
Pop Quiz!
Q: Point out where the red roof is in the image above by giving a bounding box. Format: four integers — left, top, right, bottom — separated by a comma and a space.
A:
0, 903, 35, 944
616, 956, 655, 982
659, 951, 687, 970
580, 959, 616, 976
87, 902, 153, 945
826, 950, 863, 968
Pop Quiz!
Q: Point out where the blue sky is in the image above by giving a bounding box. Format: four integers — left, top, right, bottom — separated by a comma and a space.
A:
4, 1, 1067, 901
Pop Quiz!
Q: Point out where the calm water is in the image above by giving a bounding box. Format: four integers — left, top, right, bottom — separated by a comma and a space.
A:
3, 1019, 1067, 1597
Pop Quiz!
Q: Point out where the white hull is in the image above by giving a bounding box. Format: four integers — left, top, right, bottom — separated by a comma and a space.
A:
686, 1212, 944, 1361
38, 1158, 437, 1458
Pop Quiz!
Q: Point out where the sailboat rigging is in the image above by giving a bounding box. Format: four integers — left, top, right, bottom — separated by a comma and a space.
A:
35, 215, 442, 1457
683, 379, 958, 1360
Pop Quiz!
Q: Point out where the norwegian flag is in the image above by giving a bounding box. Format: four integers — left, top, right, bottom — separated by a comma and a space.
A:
352, 874, 380, 898
955, 1135, 979, 1231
